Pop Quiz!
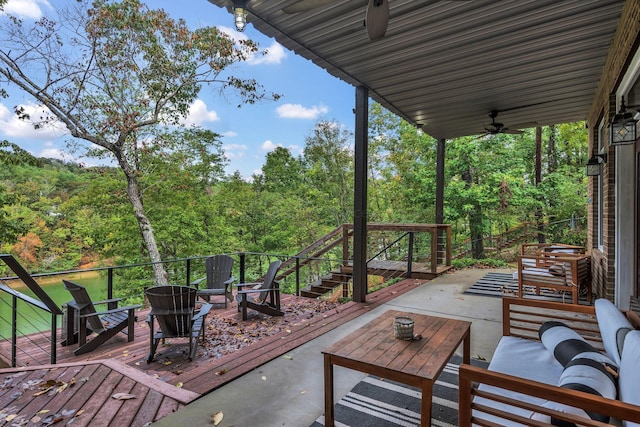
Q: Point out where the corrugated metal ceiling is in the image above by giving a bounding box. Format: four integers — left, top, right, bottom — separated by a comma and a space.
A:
206, 0, 625, 139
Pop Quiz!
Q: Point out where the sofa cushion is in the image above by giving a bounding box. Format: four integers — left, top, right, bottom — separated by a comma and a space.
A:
531, 350, 619, 425
539, 321, 596, 367
620, 330, 640, 427
595, 298, 633, 364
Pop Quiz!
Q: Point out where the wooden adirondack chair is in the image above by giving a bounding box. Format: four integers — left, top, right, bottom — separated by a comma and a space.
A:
191, 254, 235, 307
235, 260, 284, 321
62, 280, 141, 356
145, 285, 213, 362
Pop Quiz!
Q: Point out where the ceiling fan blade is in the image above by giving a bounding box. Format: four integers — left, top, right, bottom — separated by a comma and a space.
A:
282, 0, 339, 14
366, 0, 389, 41
509, 121, 539, 129
503, 129, 525, 135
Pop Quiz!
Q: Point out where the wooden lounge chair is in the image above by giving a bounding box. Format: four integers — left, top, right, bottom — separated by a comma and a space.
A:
145, 285, 213, 362
62, 279, 140, 356
516, 252, 592, 304
235, 260, 283, 321
191, 254, 235, 307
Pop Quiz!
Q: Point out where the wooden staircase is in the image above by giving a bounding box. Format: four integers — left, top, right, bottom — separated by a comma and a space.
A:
275, 223, 453, 300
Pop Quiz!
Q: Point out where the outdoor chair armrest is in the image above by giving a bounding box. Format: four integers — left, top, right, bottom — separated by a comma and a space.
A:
234, 282, 261, 289
223, 276, 236, 286
91, 297, 124, 306
190, 277, 206, 288
193, 303, 213, 320
236, 287, 279, 295
78, 304, 141, 319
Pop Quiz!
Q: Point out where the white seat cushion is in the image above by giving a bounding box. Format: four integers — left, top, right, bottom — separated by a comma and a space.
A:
596, 298, 633, 364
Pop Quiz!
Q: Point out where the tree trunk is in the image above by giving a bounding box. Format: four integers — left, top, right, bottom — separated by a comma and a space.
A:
121, 164, 169, 286
463, 167, 484, 259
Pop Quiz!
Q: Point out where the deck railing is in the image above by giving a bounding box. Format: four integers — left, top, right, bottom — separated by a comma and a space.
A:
0, 222, 452, 366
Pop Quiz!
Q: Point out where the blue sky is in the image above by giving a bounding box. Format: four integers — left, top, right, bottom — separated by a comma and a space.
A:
0, 0, 356, 178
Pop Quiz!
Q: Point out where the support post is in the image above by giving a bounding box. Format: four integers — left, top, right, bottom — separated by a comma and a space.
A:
353, 85, 369, 303
435, 137, 446, 264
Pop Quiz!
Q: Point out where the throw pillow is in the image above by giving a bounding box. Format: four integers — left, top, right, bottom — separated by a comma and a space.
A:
531, 350, 618, 426
595, 298, 633, 364
539, 321, 596, 367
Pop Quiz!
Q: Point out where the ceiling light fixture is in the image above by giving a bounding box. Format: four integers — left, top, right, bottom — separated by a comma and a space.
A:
234, 0, 247, 32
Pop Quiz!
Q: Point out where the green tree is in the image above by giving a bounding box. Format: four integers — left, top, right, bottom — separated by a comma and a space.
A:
0, 0, 278, 285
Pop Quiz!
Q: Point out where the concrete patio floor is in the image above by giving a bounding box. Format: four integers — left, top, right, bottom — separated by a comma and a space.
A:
152, 268, 510, 427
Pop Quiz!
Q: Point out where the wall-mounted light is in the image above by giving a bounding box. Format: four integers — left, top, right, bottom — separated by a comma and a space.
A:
234, 0, 247, 32
586, 152, 607, 176
609, 96, 638, 145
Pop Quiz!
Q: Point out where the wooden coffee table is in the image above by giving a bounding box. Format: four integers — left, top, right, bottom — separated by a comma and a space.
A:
323, 310, 471, 427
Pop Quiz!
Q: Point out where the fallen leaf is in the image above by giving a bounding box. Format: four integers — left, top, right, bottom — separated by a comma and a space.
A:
212, 411, 223, 426
6, 414, 17, 422
261, 376, 267, 381
176, 382, 183, 388
300, 390, 307, 395
282, 355, 293, 360
215, 369, 227, 376
111, 393, 136, 400
164, 361, 172, 366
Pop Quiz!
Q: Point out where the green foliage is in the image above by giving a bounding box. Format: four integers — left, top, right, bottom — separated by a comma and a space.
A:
451, 258, 508, 269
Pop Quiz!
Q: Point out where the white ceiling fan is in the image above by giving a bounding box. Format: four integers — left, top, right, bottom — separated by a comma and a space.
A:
282, 0, 474, 41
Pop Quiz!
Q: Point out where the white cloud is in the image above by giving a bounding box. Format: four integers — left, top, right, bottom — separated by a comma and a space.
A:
39, 147, 73, 161
217, 26, 286, 65
2, 0, 50, 19
223, 143, 248, 160
181, 99, 219, 126
222, 130, 238, 138
248, 42, 286, 65
261, 140, 280, 152
276, 103, 329, 119
0, 102, 67, 140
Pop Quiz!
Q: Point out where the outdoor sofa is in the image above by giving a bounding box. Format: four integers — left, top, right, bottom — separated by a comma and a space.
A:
459, 297, 640, 426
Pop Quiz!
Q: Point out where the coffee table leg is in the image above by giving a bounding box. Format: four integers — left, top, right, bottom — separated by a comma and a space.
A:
421, 381, 433, 427
324, 353, 334, 427
463, 329, 471, 364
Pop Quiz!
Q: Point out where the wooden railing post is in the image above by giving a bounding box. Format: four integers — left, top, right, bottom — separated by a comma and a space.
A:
342, 224, 350, 266
407, 232, 414, 278
295, 257, 300, 296
239, 253, 246, 284
11, 294, 17, 367
431, 227, 438, 274
186, 258, 191, 287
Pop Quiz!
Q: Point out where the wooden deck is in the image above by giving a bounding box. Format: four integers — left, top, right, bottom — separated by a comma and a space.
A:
0, 279, 426, 425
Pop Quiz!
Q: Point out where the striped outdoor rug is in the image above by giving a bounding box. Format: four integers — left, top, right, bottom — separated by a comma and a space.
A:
311, 354, 488, 427
463, 271, 588, 303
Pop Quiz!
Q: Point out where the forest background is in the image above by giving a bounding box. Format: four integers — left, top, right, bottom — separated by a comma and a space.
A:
0, 106, 589, 283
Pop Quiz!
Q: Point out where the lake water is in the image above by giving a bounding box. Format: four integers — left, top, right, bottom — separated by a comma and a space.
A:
0, 274, 109, 337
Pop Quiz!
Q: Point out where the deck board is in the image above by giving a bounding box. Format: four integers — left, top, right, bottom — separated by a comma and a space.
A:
0, 279, 425, 424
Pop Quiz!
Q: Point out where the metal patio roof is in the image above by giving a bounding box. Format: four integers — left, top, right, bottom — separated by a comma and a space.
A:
206, 0, 625, 140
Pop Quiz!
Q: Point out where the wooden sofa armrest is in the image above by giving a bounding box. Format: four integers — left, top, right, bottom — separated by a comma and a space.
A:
501, 297, 602, 349
459, 364, 640, 426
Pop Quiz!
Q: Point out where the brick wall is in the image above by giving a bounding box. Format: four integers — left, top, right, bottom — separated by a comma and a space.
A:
586, 0, 640, 301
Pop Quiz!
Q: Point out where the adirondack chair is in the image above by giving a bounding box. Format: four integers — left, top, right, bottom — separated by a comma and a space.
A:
191, 254, 235, 307
235, 260, 284, 321
145, 285, 213, 362
62, 280, 141, 356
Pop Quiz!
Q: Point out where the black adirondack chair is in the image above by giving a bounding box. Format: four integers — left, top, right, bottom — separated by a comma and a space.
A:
62, 280, 140, 356
191, 254, 235, 307
235, 260, 284, 320
145, 285, 213, 362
